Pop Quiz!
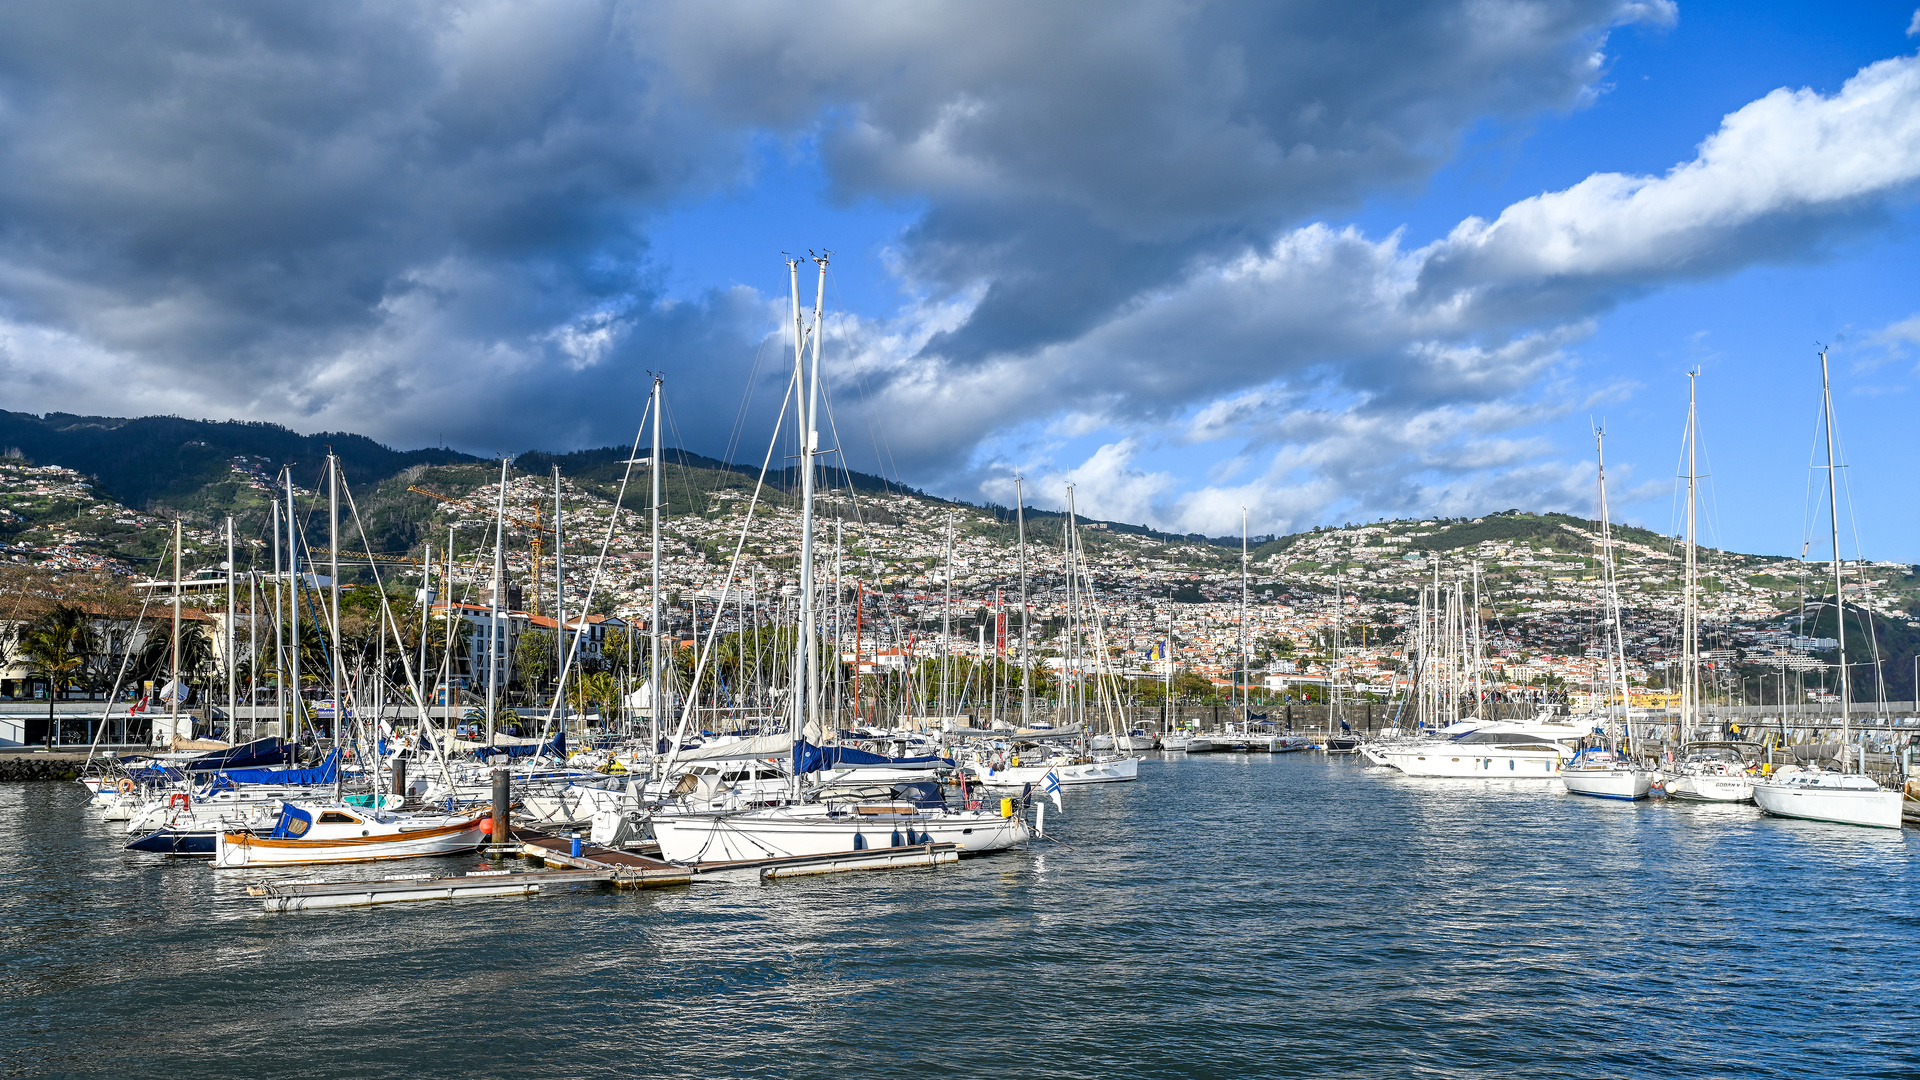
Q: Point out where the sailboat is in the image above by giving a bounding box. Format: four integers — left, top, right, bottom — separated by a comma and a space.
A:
1750, 350, 1903, 828
648, 256, 1033, 863
1658, 374, 1754, 804
1561, 426, 1653, 801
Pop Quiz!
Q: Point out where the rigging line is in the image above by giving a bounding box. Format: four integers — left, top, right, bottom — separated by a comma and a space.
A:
654, 365, 802, 790
531, 412, 650, 746
721, 311, 779, 474
82, 536, 167, 769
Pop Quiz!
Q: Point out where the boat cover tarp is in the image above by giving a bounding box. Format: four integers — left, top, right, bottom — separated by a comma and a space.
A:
794, 740, 952, 774
183, 737, 290, 772
211, 749, 341, 787
674, 723, 821, 764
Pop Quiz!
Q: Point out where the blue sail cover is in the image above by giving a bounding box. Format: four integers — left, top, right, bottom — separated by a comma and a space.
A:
793, 740, 952, 775
216, 749, 341, 786
183, 738, 290, 772
482, 730, 565, 760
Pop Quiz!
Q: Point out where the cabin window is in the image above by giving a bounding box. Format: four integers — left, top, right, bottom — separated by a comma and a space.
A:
317, 812, 359, 824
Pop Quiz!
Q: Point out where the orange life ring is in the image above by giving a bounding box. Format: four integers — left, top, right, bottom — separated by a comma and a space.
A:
168, 792, 190, 810
115, 778, 135, 795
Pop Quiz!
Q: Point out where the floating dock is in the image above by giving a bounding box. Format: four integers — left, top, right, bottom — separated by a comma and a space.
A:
514, 833, 695, 888
246, 868, 609, 912
518, 831, 962, 883
697, 842, 962, 882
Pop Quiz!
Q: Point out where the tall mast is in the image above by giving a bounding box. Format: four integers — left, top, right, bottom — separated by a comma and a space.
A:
1333, 541, 1342, 738
224, 516, 236, 730
285, 469, 300, 744
649, 376, 663, 765
1597, 427, 1633, 748
1240, 508, 1248, 720
553, 464, 565, 706
1682, 373, 1699, 747
941, 515, 953, 720
1065, 485, 1079, 731
271, 496, 284, 741
1016, 476, 1030, 728
792, 253, 827, 791
488, 456, 509, 746
1819, 348, 1851, 760
328, 453, 343, 746
169, 516, 181, 746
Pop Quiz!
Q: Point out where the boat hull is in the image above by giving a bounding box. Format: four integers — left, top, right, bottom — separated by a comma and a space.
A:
968, 757, 1138, 787
1664, 773, 1754, 803
212, 816, 490, 867
1562, 768, 1653, 801
1370, 746, 1563, 779
651, 806, 1030, 863
1751, 780, 1903, 829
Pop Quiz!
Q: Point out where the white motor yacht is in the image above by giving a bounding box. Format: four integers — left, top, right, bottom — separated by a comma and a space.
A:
1363, 722, 1577, 779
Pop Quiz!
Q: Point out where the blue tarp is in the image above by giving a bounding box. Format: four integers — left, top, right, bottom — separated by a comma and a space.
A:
183, 737, 290, 772
480, 730, 565, 760
216, 749, 341, 786
793, 740, 952, 775
269, 802, 314, 839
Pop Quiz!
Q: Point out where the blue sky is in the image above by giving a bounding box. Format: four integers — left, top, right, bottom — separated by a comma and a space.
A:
2, 2, 1919, 559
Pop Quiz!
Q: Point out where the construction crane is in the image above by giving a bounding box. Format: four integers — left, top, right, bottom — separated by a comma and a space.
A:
407, 485, 552, 615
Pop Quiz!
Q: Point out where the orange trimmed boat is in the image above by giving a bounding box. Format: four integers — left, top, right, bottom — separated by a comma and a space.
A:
212, 802, 491, 868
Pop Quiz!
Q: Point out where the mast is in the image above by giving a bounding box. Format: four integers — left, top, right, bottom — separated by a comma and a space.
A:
328, 452, 343, 747
271, 496, 284, 742
169, 516, 181, 747
791, 253, 827, 793
1016, 476, 1030, 728
285, 469, 300, 744
487, 456, 509, 746
941, 515, 953, 721
1064, 486, 1078, 731
1333, 541, 1342, 740
225, 516, 236, 732
553, 464, 565, 709
1597, 426, 1633, 750
1819, 348, 1851, 763
649, 376, 663, 767
1682, 373, 1699, 748
1240, 508, 1248, 722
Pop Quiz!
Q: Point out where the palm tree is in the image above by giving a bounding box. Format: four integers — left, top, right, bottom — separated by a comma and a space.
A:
135, 619, 213, 698
22, 605, 95, 746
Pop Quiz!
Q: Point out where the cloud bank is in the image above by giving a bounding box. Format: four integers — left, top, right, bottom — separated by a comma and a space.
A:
0, 2, 1916, 534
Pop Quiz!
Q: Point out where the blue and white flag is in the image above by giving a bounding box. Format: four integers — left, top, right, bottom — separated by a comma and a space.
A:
1043, 768, 1063, 811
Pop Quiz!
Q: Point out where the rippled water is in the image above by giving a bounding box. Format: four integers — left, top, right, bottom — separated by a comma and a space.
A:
5, 755, 1917, 1079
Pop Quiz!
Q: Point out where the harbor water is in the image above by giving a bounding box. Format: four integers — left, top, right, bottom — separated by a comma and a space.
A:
5, 754, 1916, 1079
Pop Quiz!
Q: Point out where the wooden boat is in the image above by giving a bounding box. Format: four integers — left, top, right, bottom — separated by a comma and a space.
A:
212, 802, 490, 867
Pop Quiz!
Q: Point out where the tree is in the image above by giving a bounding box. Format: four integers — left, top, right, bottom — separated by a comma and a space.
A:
21, 605, 94, 745
568, 671, 619, 720
135, 619, 213, 695
516, 629, 556, 693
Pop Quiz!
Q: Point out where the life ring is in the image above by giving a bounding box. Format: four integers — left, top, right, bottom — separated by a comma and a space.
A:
115, 778, 136, 795
168, 792, 190, 810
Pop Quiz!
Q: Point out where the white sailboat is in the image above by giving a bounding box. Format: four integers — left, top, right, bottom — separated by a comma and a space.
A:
648, 256, 1032, 864
1750, 350, 1902, 829
1658, 376, 1755, 804
1562, 426, 1653, 801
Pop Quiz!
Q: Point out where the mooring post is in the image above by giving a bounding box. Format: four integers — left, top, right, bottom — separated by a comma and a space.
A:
391, 757, 407, 802
491, 767, 511, 849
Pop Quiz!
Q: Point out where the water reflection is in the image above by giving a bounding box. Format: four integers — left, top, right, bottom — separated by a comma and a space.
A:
2, 757, 1915, 1078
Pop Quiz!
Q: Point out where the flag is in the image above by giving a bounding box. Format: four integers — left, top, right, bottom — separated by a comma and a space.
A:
1044, 769, 1063, 811
1149, 639, 1166, 663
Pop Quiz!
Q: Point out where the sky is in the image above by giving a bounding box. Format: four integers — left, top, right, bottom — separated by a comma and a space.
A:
2, 2, 1919, 559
